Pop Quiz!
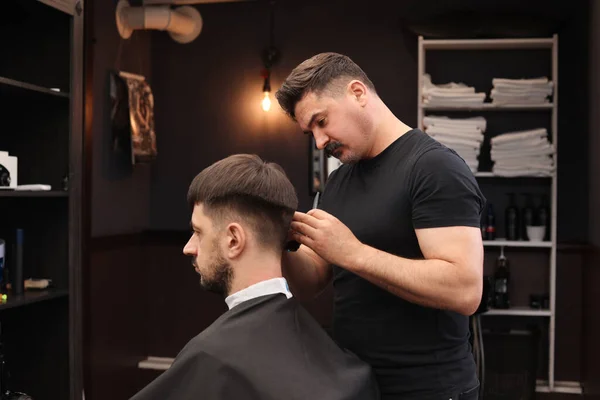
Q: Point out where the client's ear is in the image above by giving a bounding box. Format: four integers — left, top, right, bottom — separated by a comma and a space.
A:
225, 223, 246, 259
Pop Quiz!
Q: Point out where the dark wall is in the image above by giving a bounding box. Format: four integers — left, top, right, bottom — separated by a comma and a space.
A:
148, 0, 418, 230
86, 0, 155, 399
583, 0, 600, 397
90, 0, 152, 237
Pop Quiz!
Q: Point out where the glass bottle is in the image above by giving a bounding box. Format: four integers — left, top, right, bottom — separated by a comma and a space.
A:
493, 247, 510, 309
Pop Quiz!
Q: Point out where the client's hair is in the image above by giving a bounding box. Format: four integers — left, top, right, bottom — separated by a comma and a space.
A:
187, 154, 299, 252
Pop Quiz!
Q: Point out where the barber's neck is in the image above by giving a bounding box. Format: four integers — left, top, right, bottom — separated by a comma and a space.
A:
368, 97, 413, 158
227, 250, 283, 296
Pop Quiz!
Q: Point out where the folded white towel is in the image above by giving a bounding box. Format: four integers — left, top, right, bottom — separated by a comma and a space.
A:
491, 147, 555, 160
491, 128, 548, 145
424, 87, 476, 96
491, 95, 550, 105
424, 98, 486, 106
493, 155, 554, 167
492, 142, 554, 155
428, 132, 485, 145
426, 125, 483, 137
492, 163, 554, 172
432, 136, 482, 149
423, 74, 474, 92
425, 92, 486, 99
492, 77, 551, 86
423, 116, 487, 131
422, 74, 486, 105
492, 137, 550, 151
491, 88, 553, 97
491, 168, 554, 177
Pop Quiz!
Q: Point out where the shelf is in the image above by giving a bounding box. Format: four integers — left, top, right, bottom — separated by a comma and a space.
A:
421, 37, 554, 50
536, 380, 582, 394
483, 240, 552, 248
138, 356, 175, 371
0, 289, 69, 311
475, 172, 554, 178
421, 103, 553, 111
484, 307, 551, 316
0, 76, 69, 98
0, 190, 68, 198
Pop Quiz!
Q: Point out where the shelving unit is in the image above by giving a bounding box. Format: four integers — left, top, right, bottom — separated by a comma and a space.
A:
0, 1, 84, 399
417, 35, 573, 394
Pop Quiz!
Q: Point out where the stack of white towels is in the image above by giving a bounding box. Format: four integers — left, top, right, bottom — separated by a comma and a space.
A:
490, 128, 555, 177
422, 74, 486, 107
490, 77, 554, 105
423, 115, 486, 173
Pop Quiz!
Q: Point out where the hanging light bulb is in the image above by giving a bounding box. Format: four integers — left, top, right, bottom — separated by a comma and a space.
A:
260, 1, 279, 113
261, 70, 271, 112
262, 91, 271, 112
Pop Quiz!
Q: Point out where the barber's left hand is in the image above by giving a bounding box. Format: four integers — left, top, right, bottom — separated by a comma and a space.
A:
290, 209, 362, 267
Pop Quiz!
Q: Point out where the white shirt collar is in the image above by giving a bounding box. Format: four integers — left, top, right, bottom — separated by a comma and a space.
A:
225, 277, 292, 310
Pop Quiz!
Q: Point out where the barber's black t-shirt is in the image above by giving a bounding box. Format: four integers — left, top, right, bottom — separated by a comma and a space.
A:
319, 128, 485, 399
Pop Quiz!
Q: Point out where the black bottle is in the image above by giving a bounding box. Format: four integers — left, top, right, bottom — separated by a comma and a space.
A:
505, 193, 520, 241
521, 193, 535, 240
493, 249, 510, 309
484, 203, 496, 240
537, 194, 550, 241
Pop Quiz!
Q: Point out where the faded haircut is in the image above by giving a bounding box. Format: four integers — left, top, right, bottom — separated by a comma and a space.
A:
187, 154, 299, 252
275, 52, 376, 120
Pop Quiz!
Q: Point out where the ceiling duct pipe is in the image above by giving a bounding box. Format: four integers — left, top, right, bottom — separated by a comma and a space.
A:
116, 0, 203, 43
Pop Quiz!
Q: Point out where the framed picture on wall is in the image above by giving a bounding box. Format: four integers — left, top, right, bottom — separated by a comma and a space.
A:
308, 137, 342, 196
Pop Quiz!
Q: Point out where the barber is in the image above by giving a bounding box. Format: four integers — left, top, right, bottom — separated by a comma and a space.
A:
277, 52, 485, 400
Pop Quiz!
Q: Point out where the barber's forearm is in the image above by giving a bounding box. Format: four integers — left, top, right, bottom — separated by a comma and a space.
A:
282, 246, 331, 301
345, 244, 481, 316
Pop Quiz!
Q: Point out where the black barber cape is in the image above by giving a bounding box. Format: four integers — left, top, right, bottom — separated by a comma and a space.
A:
130, 293, 380, 400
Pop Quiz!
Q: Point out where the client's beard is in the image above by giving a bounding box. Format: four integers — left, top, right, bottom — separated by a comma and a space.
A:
196, 245, 233, 296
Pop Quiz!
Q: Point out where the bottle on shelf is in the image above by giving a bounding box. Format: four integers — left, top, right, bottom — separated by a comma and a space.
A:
521, 193, 535, 240
537, 194, 550, 241
505, 193, 520, 241
493, 247, 510, 309
483, 202, 496, 240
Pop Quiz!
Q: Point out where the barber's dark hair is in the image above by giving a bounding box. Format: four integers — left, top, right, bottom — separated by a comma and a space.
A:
275, 52, 376, 120
187, 154, 299, 252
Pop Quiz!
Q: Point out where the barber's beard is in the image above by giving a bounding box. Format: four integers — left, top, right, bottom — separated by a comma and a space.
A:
197, 241, 233, 296
325, 141, 343, 158
326, 141, 360, 164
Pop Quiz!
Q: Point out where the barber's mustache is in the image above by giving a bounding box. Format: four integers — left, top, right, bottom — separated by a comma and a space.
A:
325, 142, 343, 158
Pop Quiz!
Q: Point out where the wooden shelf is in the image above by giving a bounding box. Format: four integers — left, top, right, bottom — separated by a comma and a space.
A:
0, 289, 68, 311
484, 306, 551, 317
421, 103, 553, 111
0, 76, 69, 98
0, 190, 68, 198
483, 240, 552, 248
421, 37, 554, 50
